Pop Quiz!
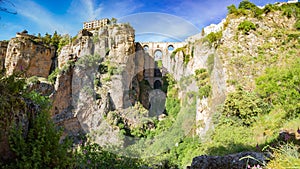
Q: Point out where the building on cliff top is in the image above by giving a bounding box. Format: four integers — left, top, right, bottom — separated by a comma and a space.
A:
287, 0, 299, 3
83, 18, 110, 30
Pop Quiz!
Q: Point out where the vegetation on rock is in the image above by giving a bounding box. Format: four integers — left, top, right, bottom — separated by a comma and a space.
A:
238, 20, 256, 34
1, 1, 300, 169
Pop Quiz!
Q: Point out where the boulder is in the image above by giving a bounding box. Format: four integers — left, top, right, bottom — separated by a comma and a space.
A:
189, 152, 269, 169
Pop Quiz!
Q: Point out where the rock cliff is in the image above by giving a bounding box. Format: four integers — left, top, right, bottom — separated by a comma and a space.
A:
5, 34, 55, 77
1, 2, 299, 167
0, 41, 8, 72
51, 23, 148, 146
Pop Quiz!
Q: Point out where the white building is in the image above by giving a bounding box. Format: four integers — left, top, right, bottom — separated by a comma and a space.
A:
83, 18, 110, 30
287, 0, 299, 3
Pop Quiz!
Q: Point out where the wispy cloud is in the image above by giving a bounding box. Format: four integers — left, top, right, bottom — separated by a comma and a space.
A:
1, 0, 288, 41
170, 0, 286, 28
68, 0, 103, 21
68, 0, 142, 21
168, 0, 240, 28
14, 0, 72, 34
119, 12, 200, 42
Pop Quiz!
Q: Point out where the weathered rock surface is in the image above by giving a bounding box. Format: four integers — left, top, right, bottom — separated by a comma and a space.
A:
188, 152, 269, 169
52, 23, 146, 146
50, 66, 73, 116
0, 41, 8, 71
27, 79, 54, 96
5, 35, 55, 77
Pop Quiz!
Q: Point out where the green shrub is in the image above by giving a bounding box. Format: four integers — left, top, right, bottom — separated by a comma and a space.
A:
194, 69, 211, 98
8, 109, 71, 168
267, 143, 300, 169
73, 141, 144, 168
203, 31, 223, 46
191, 46, 195, 57
156, 60, 162, 68
92, 35, 99, 43
263, 4, 275, 14
295, 20, 300, 30
0, 75, 72, 168
255, 59, 300, 117
195, 68, 207, 76
57, 35, 71, 52
170, 46, 187, 59
166, 97, 180, 118
184, 54, 190, 65
227, 4, 238, 14
48, 68, 59, 84
238, 20, 256, 34
199, 85, 211, 98
238, 0, 257, 10
227, 0, 266, 17
0, 75, 26, 131
207, 54, 215, 74
195, 69, 209, 85
221, 87, 269, 126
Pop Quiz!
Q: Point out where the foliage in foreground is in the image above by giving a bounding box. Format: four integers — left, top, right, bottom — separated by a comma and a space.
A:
0, 75, 72, 168
73, 140, 144, 169
267, 143, 300, 169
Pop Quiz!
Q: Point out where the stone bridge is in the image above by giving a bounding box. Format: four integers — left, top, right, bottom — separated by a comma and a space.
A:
139, 42, 186, 88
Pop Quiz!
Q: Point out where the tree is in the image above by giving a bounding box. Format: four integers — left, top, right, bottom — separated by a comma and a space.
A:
42, 33, 52, 45
238, 0, 257, 10
227, 4, 238, 14
51, 31, 61, 48
111, 17, 117, 24
0, 75, 72, 167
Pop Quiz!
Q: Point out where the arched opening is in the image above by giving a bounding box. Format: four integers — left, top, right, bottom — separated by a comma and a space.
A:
143, 45, 149, 52
154, 50, 162, 60
168, 45, 174, 52
154, 80, 162, 89
154, 68, 162, 77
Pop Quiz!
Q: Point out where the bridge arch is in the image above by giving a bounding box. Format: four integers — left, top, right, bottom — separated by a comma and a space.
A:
143, 45, 149, 52
154, 49, 162, 60
154, 80, 162, 89
168, 45, 174, 52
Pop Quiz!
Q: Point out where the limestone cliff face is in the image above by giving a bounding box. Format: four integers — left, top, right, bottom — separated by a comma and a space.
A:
5, 35, 55, 77
0, 41, 8, 71
187, 8, 299, 138
53, 23, 145, 145
51, 67, 73, 116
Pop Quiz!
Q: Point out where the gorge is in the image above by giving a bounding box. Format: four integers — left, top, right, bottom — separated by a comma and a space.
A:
0, 1, 300, 168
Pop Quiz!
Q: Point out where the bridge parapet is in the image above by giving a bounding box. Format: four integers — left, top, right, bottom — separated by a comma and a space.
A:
140, 42, 186, 61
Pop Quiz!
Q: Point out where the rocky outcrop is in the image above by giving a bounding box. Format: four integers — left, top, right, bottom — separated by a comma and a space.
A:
5, 35, 55, 77
27, 79, 54, 96
50, 66, 73, 116
51, 23, 146, 146
188, 152, 269, 169
0, 41, 8, 71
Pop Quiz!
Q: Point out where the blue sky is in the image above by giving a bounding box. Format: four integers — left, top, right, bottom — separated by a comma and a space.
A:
0, 0, 287, 41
